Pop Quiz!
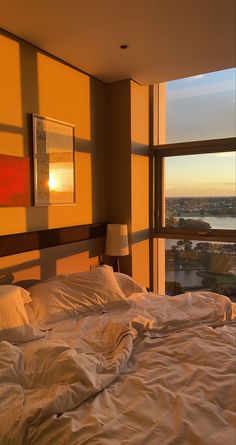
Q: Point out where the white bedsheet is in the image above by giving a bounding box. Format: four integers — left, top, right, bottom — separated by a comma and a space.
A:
0, 292, 235, 445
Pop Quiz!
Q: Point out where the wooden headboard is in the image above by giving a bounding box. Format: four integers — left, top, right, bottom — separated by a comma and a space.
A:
0, 223, 106, 257
0, 223, 107, 288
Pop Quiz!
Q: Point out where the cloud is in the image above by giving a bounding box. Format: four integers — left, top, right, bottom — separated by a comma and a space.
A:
214, 152, 236, 158
185, 74, 205, 80
167, 79, 235, 100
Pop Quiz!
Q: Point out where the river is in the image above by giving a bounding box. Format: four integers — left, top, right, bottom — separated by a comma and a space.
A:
166, 216, 236, 250
181, 216, 236, 230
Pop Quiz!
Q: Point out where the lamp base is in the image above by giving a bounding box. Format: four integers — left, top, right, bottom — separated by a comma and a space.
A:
112, 256, 120, 272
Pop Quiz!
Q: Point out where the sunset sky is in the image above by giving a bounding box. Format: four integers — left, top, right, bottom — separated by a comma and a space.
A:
164, 68, 236, 197
165, 151, 236, 197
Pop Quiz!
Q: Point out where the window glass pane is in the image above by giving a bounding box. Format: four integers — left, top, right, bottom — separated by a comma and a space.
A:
165, 239, 236, 301
159, 68, 236, 144
165, 152, 236, 230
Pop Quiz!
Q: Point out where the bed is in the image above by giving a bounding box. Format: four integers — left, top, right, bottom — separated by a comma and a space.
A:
0, 264, 235, 445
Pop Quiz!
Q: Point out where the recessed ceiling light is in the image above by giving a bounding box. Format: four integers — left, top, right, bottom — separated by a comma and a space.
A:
120, 44, 128, 49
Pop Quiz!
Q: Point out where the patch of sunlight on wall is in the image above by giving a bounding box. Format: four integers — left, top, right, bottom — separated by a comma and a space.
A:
159, 83, 166, 145
0, 250, 40, 269
37, 53, 91, 141
153, 84, 159, 145
14, 266, 41, 283
131, 82, 149, 146
76, 152, 92, 223
48, 151, 92, 228
131, 154, 149, 232
0, 132, 24, 157
0, 208, 27, 235
57, 251, 98, 275
0, 35, 22, 128
132, 240, 149, 288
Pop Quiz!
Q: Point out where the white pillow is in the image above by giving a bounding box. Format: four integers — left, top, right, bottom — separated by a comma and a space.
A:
114, 273, 147, 297
28, 266, 126, 326
0, 285, 45, 344
0, 284, 32, 304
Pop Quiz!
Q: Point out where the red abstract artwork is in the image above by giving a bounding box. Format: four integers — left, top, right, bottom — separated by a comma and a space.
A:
0, 154, 30, 206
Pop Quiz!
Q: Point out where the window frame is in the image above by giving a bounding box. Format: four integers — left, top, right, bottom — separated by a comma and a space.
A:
154, 137, 236, 244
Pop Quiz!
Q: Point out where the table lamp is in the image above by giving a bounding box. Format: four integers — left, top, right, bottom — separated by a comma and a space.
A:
105, 224, 129, 272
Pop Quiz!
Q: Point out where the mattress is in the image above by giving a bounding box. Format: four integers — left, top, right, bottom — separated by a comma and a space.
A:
0, 291, 235, 445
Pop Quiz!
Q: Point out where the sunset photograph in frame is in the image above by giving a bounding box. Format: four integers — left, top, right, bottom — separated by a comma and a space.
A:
33, 114, 75, 206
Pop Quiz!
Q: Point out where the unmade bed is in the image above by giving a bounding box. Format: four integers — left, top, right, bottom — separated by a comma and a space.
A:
0, 266, 235, 445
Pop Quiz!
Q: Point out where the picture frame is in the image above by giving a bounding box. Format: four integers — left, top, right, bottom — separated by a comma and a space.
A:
33, 114, 75, 206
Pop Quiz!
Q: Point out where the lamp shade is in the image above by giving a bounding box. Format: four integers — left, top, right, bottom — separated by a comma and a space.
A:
105, 224, 129, 256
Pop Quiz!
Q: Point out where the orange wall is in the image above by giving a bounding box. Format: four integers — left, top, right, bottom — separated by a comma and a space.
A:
131, 81, 150, 288
0, 30, 107, 235
0, 31, 154, 289
158, 83, 166, 145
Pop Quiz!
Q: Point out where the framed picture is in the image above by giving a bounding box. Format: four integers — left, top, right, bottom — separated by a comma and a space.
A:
33, 114, 75, 206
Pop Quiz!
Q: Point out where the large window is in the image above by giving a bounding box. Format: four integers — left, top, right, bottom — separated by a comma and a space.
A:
159, 68, 236, 144
154, 68, 236, 300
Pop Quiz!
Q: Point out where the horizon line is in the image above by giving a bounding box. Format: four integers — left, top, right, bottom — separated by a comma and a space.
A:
166, 195, 236, 199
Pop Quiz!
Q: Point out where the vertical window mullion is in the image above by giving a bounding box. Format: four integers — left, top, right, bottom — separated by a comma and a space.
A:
155, 152, 164, 231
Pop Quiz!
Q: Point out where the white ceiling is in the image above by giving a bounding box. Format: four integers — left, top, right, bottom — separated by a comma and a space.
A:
0, 0, 235, 85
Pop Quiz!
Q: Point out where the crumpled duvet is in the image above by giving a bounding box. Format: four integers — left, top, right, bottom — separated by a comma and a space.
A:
0, 291, 235, 445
